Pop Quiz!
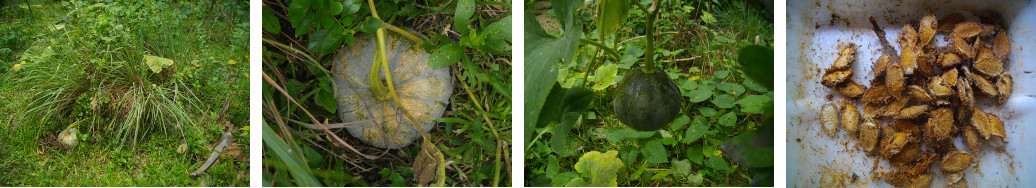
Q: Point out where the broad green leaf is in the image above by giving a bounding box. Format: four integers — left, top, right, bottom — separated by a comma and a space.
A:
668, 115, 690, 131
567, 151, 624, 187
454, 0, 476, 35
683, 119, 709, 143
641, 140, 669, 164
551, 112, 582, 157
717, 82, 745, 96
736, 95, 771, 114
687, 85, 713, 103
679, 79, 699, 91
328, 2, 343, 15
595, 0, 630, 36
697, 107, 717, 117
672, 159, 702, 185
604, 127, 656, 143
737, 45, 774, 90
144, 55, 173, 73
262, 6, 281, 34
341, 0, 361, 15
307, 27, 345, 53
700, 11, 717, 24
706, 156, 731, 172
686, 144, 704, 164
314, 83, 337, 113
591, 63, 619, 90
482, 15, 513, 54
552, 172, 579, 187
428, 43, 465, 68
524, 0, 583, 146
711, 94, 736, 109
742, 77, 768, 92
721, 129, 775, 168
719, 111, 737, 127
713, 70, 729, 79
357, 17, 381, 33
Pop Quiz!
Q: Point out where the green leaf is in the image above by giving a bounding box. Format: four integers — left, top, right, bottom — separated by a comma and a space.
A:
539, 86, 593, 157
591, 63, 618, 91
687, 85, 713, 103
357, 17, 382, 33
736, 95, 771, 114
341, 0, 361, 15
307, 27, 345, 53
144, 55, 173, 73
641, 139, 669, 164
672, 159, 703, 185
686, 144, 704, 164
716, 82, 745, 96
454, 0, 476, 35
706, 156, 730, 172
524, 0, 583, 146
551, 112, 582, 157
719, 111, 737, 127
668, 115, 690, 131
604, 127, 656, 143
263, 121, 322, 186
262, 6, 281, 34
721, 128, 775, 168
683, 118, 709, 143
328, 2, 343, 15
697, 107, 717, 117
482, 15, 513, 54
314, 82, 337, 113
737, 45, 774, 90
567, 151, 624, 187
711, 94, 735, 109
428, 43, 465, 68
721, 111, 737, 126
700, 11, 717, 24
595, 0, 630, 36
713, 70, 729, 79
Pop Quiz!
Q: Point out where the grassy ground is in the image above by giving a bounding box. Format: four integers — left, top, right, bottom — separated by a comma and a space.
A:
0, 0, 249, 186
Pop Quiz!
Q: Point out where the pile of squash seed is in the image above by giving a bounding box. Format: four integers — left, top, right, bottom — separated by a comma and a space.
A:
819, 12, 1012, 187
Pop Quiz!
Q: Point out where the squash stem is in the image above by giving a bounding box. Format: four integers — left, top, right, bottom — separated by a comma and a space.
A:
643, 0, 659, 74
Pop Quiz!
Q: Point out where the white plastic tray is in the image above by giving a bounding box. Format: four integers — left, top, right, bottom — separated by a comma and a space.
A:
786, 0, 1036, 186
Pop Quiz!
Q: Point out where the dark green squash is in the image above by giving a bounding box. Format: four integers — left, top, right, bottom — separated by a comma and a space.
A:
613, 67, 682, 131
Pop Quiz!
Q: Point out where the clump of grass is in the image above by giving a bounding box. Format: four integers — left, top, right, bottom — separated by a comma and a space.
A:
10, 0, 200, 149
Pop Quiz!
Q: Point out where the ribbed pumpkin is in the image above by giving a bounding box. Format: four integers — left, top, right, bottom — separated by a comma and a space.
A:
332, 32, 453, 149
613, 67, 682, 131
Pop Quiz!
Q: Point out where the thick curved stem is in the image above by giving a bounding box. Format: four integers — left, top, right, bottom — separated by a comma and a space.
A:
643, 0, 660, 74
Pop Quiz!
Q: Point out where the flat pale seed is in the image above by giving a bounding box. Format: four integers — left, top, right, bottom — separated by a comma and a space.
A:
967, 70, 997, 97
900, 24, 919, 48
887, 64, 905, 94
835, 80, 866, 98
862, 85, 893, 103
919, 13, 937, 46
994, 31, 1010, 60
881, 97, 910, 118
907, 85, 932, 102
831, 44, 857, 70
946, 171, 965, 185
964, 125, 984, 154
821, 68, 853, 87
928, 77, 953, 97
937, 52, 962, 67
953, 21, 983, 38
840, 99, 860, 133
952, 36, 974, 60
971, 107, 994, 139
873, 54, 892, 76
973, 57, 1003, 77
977, 44, 994, 60
997, 73, 1013, 103
821, 101, 840, 137
889, 143, 921, 165
881, 132, 911, 158
942, 68, 958, 86
900, 46, 919, 75
928, 108, 954, 141
859, 117, 880, 153
957, 76, 975, 109
896, 105, 928, 119
987, 112, 1006, 138
940, 151, 974, 172
905, 173, 933, 188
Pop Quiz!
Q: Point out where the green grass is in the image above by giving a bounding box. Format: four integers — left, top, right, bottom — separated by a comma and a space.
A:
0, 0, 249, 186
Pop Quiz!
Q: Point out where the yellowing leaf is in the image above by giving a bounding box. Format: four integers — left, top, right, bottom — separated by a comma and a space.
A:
566, 150, 625, 187
144, 55, 174, 73
227, 60, 238, 64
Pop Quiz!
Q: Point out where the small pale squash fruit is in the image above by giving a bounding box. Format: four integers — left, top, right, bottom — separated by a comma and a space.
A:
613, 67, 682, 131
332, 32, 453, 149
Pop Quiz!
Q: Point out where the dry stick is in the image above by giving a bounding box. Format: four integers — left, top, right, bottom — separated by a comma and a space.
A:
262, 73, 377, 160
616, 31, 680, 46
190, 131, 233, 178
661, 56, 701, 63
452, 66, 504, 187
